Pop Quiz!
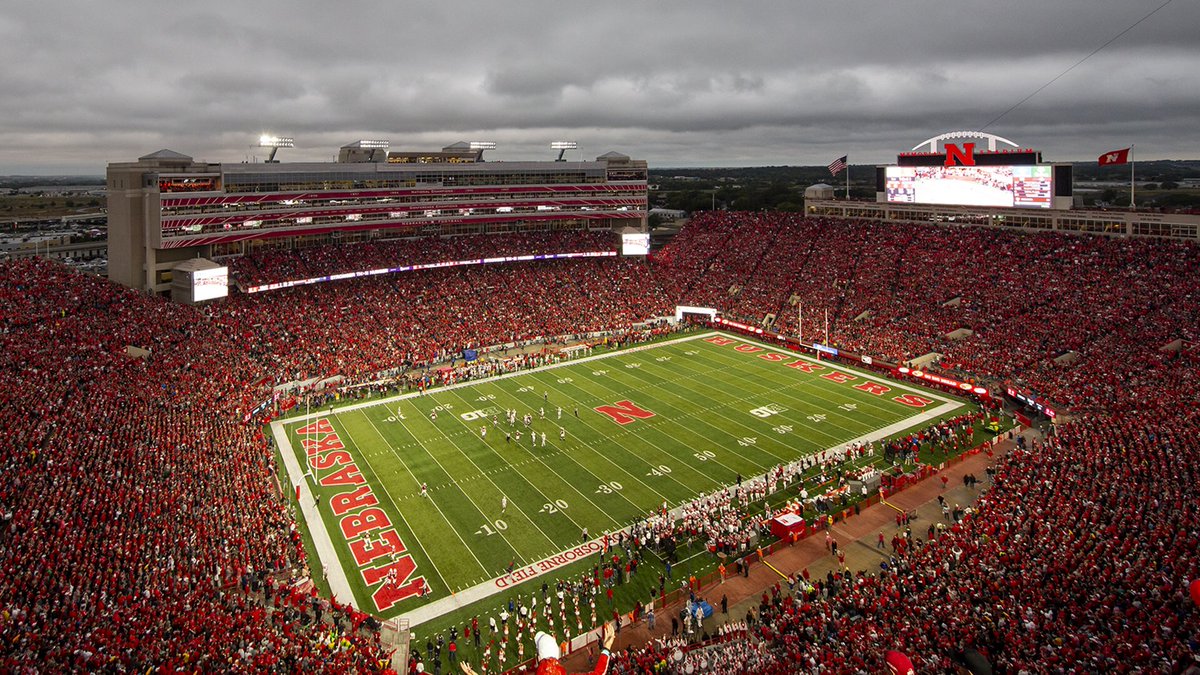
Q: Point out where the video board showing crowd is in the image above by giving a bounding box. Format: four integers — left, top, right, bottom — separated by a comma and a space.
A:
885, 165, 1053, 209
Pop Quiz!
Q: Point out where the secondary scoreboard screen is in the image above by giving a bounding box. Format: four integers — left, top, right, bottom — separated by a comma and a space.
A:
192, 266, 229, 301
621, 232, 650, 256
885, 165, 1053, 209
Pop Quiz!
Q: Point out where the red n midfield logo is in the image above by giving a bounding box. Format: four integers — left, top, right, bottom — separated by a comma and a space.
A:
944, 142, 976, 167
594, 400, 656, 425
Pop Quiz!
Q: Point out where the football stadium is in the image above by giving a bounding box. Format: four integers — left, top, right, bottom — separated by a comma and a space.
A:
2, 127, 1199, 675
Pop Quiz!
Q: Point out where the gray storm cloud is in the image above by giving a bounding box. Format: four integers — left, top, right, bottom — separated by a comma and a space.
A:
0, 0, 1196, 172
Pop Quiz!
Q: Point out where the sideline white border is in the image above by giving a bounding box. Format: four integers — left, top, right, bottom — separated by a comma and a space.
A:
271, 422, 359, 607
273, 330, 967, 624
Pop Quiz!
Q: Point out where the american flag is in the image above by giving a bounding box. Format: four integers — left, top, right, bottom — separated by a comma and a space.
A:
827, 155, 847, 176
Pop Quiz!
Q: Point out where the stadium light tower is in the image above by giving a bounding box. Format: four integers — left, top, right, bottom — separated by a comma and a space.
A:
258, 135, 295, 162
341, 139, 390, 163
551, 141, 577, 162
469, 141, 497, 161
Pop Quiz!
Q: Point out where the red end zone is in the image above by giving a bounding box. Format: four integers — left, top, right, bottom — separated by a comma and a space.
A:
298, 418, 427, 612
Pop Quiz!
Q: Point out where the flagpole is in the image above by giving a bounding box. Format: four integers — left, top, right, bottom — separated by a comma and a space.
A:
1130, 144, 1135, 209
845, 156, 850, 200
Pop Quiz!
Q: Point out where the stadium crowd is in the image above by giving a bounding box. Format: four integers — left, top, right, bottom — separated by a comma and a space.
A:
0, 258, 389, 672
604, 412, 1200, 674
210, 232, 673, 386
229, 229, 618, 288
654, 212, 1200, 413
2, 210, 1199, 672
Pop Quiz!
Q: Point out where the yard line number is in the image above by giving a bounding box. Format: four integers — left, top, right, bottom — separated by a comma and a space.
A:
477, 519, 509, 537
595, 481, 624, 494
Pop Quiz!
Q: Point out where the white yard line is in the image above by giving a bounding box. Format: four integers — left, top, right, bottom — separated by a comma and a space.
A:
746, 337, 958, 404
282, 331, 722, 421
401, 397, 961, 627
351, 411, 473, 586
531, 375, 704, 497
276, 329, 968, 624
416, 398, 567, 555
281, 330, 955, 425
441, 386, 622, 530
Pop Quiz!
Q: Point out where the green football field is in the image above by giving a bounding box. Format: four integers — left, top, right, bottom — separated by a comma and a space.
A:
276, 330, 970, 621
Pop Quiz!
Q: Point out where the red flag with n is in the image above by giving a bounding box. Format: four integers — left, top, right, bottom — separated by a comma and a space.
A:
1098, 147, 1130, 166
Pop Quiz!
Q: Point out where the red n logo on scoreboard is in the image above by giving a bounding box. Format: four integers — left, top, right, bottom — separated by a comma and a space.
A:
595, 400, 656, 425
944, 142, 976, 167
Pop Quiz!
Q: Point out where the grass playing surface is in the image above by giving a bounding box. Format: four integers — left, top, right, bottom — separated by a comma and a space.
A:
279, 330, 970, 620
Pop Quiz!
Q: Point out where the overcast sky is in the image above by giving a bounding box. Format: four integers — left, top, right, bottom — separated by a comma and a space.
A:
1, 0, 1197, 173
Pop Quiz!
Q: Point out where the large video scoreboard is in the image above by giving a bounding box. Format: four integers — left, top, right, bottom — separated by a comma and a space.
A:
884, 165, 1053, 209
875, 131, 1070, 211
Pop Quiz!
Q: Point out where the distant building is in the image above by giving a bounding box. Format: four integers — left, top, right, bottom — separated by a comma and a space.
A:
649, 208, 686, 221
804, 183, 835, 200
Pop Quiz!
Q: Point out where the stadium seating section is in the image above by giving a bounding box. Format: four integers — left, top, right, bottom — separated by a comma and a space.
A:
1, 215, 1197, 672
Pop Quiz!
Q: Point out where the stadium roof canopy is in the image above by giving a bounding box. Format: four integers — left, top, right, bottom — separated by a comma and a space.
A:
139, 149, 192, 162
